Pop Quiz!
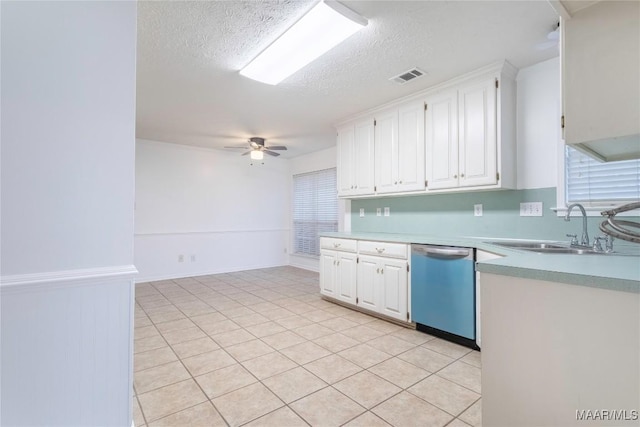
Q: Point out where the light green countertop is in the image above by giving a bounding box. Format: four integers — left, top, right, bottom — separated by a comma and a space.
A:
320, 232, 640, 293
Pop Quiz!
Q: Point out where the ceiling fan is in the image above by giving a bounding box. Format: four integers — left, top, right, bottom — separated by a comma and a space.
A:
536, 22, 560, 50
224, 137, 287, 158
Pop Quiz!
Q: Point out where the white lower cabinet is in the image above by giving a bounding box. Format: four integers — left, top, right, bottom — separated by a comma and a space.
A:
320, 237, 410, 323
319, 249, 357, 305
354, 256, 377, 313
358, 255, 408, 322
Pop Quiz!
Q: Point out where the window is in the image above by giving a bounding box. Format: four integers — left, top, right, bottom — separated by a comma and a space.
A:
565, 146, 640, 207
293, 168, 338, 257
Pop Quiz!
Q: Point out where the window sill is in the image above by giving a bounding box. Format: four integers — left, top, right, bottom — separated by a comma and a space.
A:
552, 206, 640, 217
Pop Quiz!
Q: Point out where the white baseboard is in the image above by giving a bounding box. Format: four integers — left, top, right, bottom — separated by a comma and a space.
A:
288, 254, 319, 273
134, 262, 289, 283
289, 261, 319, 273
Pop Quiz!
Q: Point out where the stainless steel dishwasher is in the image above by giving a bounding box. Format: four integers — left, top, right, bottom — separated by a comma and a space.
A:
411, 244, 478, 349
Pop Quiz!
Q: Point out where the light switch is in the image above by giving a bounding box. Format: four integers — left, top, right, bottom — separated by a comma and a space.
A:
359, 208, 365, 217
384, 207, 390, 217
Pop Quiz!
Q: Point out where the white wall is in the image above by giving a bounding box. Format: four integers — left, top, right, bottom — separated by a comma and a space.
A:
289, 146, 345, 272
135, 139, 291, 281
1, 1, 137, 426
516, 56, 561, 189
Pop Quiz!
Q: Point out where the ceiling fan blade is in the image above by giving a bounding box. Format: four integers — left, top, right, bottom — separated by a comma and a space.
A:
224, 145, 248, 149
535, 40, 558, 50
265, 146, 287, 150
241, 151, 251, 156
264, 150, 280, 157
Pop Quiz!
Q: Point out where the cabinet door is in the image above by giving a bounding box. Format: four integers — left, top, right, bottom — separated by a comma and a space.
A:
356, 255, 379, 312
458, 78, 497, 188
353, 119, 375, 195
397, 101, 426, 192
425, 89, 459, 190
374, 109, 398, 194
336, 252, 357, 305
563, 1, 640, 160
378, 258, 408, 322
319, 250, 337, 298
337, 125, 355, 196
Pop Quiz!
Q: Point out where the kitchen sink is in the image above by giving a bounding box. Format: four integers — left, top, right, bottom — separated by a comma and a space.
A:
485, 240, 638, 256
489, 241, 567, 250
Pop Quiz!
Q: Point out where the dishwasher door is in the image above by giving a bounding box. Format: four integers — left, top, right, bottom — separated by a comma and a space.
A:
411, 245, 476, 345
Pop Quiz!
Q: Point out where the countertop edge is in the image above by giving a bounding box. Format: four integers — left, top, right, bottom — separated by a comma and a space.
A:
319, 232, 640, 294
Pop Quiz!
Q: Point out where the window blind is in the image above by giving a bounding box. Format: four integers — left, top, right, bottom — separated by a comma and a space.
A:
293, 168, 338, 257
565, 146, 640, 205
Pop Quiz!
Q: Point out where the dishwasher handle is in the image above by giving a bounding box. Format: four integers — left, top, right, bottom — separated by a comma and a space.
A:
412, 245, 472, 259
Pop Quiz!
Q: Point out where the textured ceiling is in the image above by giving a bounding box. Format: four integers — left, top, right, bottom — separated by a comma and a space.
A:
137, 0, 561, 158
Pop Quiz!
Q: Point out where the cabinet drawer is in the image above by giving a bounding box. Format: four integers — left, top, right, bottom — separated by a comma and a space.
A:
320, 237, 357, 253
358, 241, 408, 259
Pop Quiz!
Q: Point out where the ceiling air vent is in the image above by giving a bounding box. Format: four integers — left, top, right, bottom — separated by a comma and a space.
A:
390, 67, 427, 85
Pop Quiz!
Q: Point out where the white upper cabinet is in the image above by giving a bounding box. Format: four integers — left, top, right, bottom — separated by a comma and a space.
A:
425, 89, 459, 190
397, 102, 426, 191
337, 125, 355, 195
337, 61, 516, 197
353, 120, 375, 194
562, 1, 640, 162
337, 118, 374, 196
426, 69, 515, 192
374, 109, 398, 194
458, 77, 498, 188
375, 102, 426, 194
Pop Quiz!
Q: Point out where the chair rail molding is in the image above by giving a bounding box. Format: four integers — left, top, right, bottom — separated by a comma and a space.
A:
0, 264, 139, 294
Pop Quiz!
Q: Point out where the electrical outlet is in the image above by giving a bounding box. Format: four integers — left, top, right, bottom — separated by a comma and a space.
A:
376, 208, 382, 217
359, 208, 365, 218
384, 207, 390, 217
520, 202, 543, 217
474, 204, 483, 217
190, 254, 196, 262
178, 254, 184, 262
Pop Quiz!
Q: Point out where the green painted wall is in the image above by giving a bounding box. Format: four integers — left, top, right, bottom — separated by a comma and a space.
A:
350, 187, 624, 241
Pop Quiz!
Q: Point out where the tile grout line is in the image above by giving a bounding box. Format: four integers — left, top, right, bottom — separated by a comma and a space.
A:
138, 281, 233, 425
136, 268, 481, 427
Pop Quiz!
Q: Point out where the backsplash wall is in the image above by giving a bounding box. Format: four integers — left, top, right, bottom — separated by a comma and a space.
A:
350, 187, 632, 241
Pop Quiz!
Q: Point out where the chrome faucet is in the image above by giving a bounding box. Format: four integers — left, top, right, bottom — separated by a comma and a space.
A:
592, 235, 615, 253
565, 203, 589, 246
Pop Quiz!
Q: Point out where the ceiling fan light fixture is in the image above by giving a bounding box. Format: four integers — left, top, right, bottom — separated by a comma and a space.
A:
239, 0, 368, 85
250, 150, 264, 160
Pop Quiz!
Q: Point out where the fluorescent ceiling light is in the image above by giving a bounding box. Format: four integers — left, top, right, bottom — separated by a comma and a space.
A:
240, 0, 367, 85
250, 150, 264, 160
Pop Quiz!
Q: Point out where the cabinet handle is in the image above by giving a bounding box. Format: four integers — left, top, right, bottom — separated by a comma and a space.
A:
461, 173, 465, 178
394, 181, 398, 185
381, 268, 384, 274
333, 243, 341, 248
333, 260, 336, 265
376, 268, 380, 274
354, 185, 357, 189
337, 261, 340, 266
453, 174, 457, 179
399, 180, 402, 184
375, 248, 385, 253
350, 185, 353, 189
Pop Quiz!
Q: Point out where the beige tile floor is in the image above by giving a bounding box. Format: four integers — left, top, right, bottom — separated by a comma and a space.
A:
134, 266, 482, 427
